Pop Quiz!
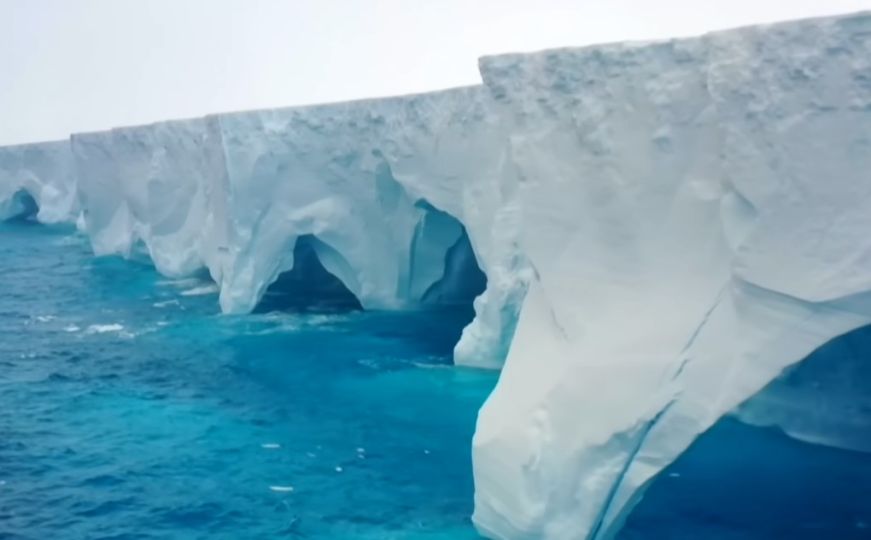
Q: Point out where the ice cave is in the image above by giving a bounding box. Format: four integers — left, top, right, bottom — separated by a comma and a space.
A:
0, 189, 39, 222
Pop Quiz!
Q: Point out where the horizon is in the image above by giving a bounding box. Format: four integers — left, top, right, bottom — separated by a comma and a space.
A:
2, 0, 870, 146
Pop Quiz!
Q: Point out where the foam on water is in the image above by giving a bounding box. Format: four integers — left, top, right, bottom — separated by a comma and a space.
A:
84, 323, 125, 334
179, 284, 220, 297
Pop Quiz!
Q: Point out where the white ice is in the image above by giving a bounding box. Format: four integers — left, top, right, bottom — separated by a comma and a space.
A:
0, 140, 77, 223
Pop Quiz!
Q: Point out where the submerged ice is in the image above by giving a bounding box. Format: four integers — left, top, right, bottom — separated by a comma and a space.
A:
2, 10, 870, 540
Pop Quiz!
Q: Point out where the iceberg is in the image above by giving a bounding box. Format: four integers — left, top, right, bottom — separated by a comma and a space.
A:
2, 10, 870, 540
0, 140, 77, 223
472, 12, 871, 539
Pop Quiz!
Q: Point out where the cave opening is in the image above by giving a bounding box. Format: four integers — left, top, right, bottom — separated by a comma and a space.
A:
409, 201, 487, 309
421, 225, 487, 308
251, 204, 489, 363
254, 235, 362, 314
3, 190, 39, 223
406, 202, 488, 358
620, 324, 871, 539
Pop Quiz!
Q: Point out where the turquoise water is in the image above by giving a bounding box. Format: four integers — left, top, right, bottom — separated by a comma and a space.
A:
3, 221, 870, 540
0, 221, 496, 539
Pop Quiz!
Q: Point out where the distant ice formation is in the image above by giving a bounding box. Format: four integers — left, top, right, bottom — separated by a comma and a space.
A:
0, 140, 77, 223
2, 11, 870, 540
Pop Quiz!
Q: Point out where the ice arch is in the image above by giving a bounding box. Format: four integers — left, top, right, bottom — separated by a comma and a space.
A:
0, 189, 39, 222
0, 140, 77, 224
618, 324, 871, 538
248, 204, 487, 317
212, 97, 501, 320
255, 234, 362, 313
735, 323, 871, 454
618, 417, 871, 539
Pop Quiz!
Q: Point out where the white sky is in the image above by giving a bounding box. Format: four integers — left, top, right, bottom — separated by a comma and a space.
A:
1, 0, 869, 145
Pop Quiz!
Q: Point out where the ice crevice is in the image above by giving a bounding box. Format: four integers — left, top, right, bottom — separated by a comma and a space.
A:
1, 11, 870, 540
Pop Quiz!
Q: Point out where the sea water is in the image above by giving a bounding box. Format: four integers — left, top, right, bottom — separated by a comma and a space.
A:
0, 221, 495, 539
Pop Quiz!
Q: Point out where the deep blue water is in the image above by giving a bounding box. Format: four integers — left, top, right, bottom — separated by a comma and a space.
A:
0, 222, 496, 539
2, 221, 870, 540
622, 418, 871, 539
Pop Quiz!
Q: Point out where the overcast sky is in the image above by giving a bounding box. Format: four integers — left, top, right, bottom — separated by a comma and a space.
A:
1, 0, 869, 145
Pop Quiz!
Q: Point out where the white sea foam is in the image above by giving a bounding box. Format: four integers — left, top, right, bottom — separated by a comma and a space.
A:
85, 324, 124, 334
155, 278, 202, 288
179, 284, 219, 296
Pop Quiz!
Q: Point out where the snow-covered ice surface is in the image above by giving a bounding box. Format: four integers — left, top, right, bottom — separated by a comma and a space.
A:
2, 10, 870, 540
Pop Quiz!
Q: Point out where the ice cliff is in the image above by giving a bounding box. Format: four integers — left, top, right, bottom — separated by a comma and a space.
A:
0, 140, 77, 223
2, 11, 870, 540
472, 12, 871, 540
69, 89, 523, 366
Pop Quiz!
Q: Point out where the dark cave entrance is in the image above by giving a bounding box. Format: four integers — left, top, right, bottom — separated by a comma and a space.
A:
620, 324, 871, 540
254, 235, 362, 314
252, 205, 489, 363
407, 203, 487, 358
4, 190, 39, 223
421, 225, 487, 308
410, 201, 487, 309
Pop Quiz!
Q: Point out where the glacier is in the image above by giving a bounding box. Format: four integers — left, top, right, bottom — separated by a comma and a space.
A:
1, 10, 870, 540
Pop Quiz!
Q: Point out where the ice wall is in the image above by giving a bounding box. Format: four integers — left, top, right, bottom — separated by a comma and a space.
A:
213, 89, 526, 367
71, 118, 229, 277
0, 140, 77, 223
472, 12, 871, 540
216, 90, 482, 311
68, 88, 524, 367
